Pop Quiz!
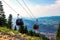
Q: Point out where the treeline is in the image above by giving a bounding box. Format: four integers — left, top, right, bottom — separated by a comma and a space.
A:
15, 25, 49, 40
0, 13, 12, 29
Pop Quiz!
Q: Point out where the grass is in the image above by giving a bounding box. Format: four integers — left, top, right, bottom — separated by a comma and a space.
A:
0, 27, 19, 35
0, 26, 44, 40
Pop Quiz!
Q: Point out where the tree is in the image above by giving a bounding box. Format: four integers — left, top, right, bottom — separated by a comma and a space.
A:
19, 26, 21, 33
0, 1, 7, 27
0, 14, 7, 27
56, 23, 60, 40
19, 25, 24, 33
28, 30, 34, 36
19, 25, 28, 34
2, 14, 7, 26
7, 14, 12, 29
23, 25, 28, 34
0, 15, 2, 26
14, 25, 17, 30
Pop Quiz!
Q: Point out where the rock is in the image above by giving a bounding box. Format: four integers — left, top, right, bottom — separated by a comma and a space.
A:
0, 32, 27, 40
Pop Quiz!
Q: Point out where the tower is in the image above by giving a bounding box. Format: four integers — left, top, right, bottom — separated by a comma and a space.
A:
0, 1, 4, 17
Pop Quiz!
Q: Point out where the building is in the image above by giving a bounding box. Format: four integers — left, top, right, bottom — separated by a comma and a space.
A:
40, 32, 57, 40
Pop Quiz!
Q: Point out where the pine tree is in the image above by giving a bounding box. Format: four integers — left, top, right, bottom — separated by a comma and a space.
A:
19, 25, 24, 33
19, 26, 21, 33
56, 23, 60, 40
0, 1, 7, 27
23, 25, 28, 34
7, 14, 12, 29
14, 25, 16, 30
18, 25, 28, 34
28, 30, 33, 36
0, 15, 7, 27
0, 17, 2, 26
1, 14, 7, 26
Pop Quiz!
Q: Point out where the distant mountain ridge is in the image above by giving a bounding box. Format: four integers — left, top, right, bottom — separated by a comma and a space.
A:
12, 16, 60, 33
37, 16, 60, 22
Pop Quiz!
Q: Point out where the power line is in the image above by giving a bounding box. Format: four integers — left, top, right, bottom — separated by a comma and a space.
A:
16, 0, 33, 18
22, 0, 35, 18
2, 0, 22, 18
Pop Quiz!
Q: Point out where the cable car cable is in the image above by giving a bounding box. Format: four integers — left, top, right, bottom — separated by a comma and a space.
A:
2, 0, 22, 18
22, 0, 39, 30
22, 0, 35, 18
16, 0, 33, 18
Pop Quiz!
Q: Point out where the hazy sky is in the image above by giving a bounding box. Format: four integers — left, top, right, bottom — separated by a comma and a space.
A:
0, 0, 60, 18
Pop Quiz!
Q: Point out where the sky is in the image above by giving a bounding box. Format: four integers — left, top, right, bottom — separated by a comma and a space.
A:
0, 0, 60, 18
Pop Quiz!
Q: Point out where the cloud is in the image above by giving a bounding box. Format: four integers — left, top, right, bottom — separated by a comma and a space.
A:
1, 0, 60, 18
27, 0, 60, 17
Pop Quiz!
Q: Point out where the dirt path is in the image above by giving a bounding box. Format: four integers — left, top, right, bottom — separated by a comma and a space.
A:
0, 32, 27, 40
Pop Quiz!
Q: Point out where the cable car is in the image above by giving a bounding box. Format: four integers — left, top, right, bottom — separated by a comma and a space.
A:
16, 18, 24, 26
33, 19, 39, 30
33, 23, 39, 30
16, 14, 24, 26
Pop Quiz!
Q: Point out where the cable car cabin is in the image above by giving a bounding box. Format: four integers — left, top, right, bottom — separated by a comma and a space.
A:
16, 19, 24, 26
33, 23, 39, 30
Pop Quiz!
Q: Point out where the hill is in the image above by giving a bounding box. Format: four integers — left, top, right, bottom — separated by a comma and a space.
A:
12, 16, 60, 33
0, 27, 46, 40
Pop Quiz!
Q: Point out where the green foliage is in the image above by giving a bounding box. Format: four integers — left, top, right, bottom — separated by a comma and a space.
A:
0, 2, 7, 27
19, 25, 28, 34
19, 25, 24, 33
28, 30, 34, 36
14, 25, 17, 30
0, 17, 2, 26
23, 25, 28, 34
42, 35, 49, 40
56, 24, 60, 40
0, 14, 7, 27
7, 14, 12, 29
0, 26, 19, 35
27, 30, 40, 37
0, 26, 49, 40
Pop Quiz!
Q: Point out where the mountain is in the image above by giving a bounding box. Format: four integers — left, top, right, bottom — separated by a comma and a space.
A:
12, 16, 60, 33
37, 16, 60, 23
37, 16, 60, 33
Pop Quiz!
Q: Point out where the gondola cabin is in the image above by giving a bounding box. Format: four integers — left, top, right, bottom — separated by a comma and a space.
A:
16, 18, 24, 26
33, 23, 39, 30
